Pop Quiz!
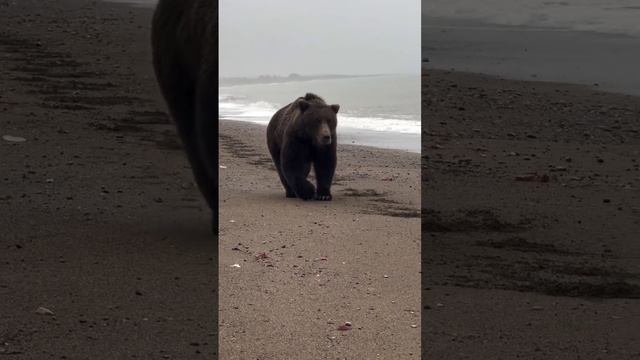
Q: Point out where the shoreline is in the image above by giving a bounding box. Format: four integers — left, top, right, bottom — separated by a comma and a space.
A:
219, 117, 421, 153
423, 67, 640, 99
219, 73, 421, 153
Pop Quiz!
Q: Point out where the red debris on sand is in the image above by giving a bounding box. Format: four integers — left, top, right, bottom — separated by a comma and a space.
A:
255, 252, 269, 260
381, 177, 394, 181
337, 322, 352, 331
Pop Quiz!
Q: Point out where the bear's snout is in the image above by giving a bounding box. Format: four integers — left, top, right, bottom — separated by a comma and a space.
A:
318, 122, 332, 145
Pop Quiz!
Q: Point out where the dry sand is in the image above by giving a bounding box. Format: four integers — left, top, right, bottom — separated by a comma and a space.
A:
423, 68, 640, 359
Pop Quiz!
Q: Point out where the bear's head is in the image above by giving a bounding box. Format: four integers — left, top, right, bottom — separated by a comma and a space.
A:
297, 100, 340, 146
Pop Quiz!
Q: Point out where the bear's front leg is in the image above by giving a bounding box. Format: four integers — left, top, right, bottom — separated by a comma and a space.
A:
313, 146, 336, 201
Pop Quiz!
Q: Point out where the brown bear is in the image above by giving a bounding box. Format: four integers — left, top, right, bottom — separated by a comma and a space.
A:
267, 93, 339, 201
151, 0, 218, 234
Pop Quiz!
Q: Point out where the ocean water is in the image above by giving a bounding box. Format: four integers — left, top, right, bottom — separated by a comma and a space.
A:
423, 0, 640, 95
424, 0, 640, 37
219, 75, 421, 152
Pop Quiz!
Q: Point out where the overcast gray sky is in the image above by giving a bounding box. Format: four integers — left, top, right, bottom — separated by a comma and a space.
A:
220, 0, 420, 77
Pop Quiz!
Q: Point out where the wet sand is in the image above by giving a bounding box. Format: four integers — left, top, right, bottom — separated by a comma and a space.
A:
422, 69, 640, 359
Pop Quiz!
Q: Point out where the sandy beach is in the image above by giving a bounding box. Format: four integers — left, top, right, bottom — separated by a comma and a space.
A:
218, 120, 420, 358
422, 69, 640, 359
0, 0, 420, 358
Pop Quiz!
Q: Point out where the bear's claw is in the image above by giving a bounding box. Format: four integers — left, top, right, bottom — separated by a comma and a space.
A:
315, 194, 332, 201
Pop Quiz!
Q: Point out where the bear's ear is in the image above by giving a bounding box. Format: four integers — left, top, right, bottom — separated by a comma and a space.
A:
330, 104, 340, 113
298, 100, 310, 113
